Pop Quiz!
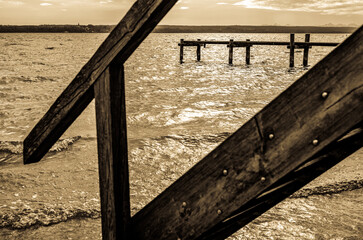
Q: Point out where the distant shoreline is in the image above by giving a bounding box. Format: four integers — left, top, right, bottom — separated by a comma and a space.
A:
0, 25, 357, 33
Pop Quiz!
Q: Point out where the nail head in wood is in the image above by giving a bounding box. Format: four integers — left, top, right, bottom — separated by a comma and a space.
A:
312, 139, 319, 146
182, 202, 187, 207
321, 92, 329, 99
268, 133, 274, 140
261, 177, 266, 182
217, 209, 222, 215
223, 169, 228, 176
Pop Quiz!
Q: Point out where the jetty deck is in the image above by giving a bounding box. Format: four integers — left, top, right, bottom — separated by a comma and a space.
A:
179, 34, 339, 67
22, 0, 362, 239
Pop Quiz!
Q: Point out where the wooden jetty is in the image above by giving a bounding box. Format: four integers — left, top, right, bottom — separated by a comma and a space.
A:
179, 34, 339, 67
22, 0, 362, 239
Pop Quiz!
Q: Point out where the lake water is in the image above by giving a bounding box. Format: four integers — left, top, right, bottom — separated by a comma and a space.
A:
0, 32, 362, 239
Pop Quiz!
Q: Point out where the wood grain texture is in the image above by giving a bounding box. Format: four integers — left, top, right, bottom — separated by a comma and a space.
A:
23, 0, 179, 164
198, 127, 363, 240
95, 63, 130, 240
131, 26, 363, 240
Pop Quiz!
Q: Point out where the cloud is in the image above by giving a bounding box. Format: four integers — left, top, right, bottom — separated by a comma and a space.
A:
40, 3, 52, 6
233, 0, 363, 15
180, 6, 189, 10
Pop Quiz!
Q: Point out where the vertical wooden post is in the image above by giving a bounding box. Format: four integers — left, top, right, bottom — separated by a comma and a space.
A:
229, 39, 234, 65
289, 33, 295, 68
94, 62, 130, 240
303, 34, 310, 67
246, 39, 251, 65
197, 39, 201, 61
180, 39, 184, 64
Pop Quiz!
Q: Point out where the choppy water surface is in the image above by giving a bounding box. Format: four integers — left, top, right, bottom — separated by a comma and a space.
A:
0, 32, 362, 239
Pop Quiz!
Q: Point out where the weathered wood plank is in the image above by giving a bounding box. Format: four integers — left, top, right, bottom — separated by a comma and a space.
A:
198, 127, 363, 240
24, 0, 179, 164
95, 63, 130, 240
131, 26, 363, 240
303, 34, 310, 67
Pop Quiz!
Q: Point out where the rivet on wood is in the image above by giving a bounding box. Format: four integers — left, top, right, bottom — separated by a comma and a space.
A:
261, 177, 266, 182
223, 169, 228, 176
268, 133, 274, 140
312, 139, 319, 146
321, 92, 328, 99
217, 209, 222, 215
182, 202, 187, 207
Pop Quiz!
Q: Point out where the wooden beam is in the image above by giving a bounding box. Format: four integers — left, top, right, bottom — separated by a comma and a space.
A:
131, 26, 363, 240
180, 39, 184, 64
198, 127, 363, 240
197, 39, 201, 62
289, 33, 295, 68
95, 62, 130, 240
228, 39, 233, 65
23, 0, 179, 164
246, 39, 251, 65
303, 34, 311, 67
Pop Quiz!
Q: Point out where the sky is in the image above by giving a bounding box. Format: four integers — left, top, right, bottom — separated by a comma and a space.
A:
0, 0, 362, 26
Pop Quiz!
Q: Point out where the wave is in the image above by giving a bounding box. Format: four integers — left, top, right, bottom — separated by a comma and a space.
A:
290, 179, 363, 198
0, 179, 361, 230
0, 136, 82, 165
0, 76, 56, 84
0, 203, 100, 230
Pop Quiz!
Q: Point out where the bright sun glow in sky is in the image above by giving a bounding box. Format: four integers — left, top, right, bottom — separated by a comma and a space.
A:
0, 0, 361, 25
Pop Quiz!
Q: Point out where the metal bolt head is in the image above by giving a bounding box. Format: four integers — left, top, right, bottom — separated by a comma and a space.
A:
223, 169, 228, 176
182, 202, 187, 207
321, 92, 328, 99
268, 133, 274, 140
217, 209, 222, 215
312, 139, 319, 146
261, 177, 266, 182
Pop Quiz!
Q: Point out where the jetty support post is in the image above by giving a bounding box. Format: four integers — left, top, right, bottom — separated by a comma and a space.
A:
94, 62, 131, 240
289, 33, 295, 68
303, 34, 311, 67
229, 39, 234, 65
197, 39, 201, 61
180, 39, 184, 64
246, 39, 251, 65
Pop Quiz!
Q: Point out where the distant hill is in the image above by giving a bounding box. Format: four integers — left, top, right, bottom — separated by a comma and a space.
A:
0, 24, 357, 33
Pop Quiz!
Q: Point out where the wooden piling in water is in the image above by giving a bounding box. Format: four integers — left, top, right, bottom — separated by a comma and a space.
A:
197, 39, 201, 61
289, 33, 295, 68
94, 62, 130, 240
180, 39, 184, 64
303, 34, 310, 67
229, 39, 234, 65
246, 39, 251, 65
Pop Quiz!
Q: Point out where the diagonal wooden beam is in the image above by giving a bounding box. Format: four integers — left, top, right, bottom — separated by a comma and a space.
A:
23, 0, 178, 164
130, 26, 363, 240
197, 127, 363, 240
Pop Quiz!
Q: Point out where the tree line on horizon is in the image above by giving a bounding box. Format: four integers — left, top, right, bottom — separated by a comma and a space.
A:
0, 24, 356, 33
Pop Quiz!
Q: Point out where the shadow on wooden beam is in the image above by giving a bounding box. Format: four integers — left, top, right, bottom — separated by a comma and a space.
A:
197, 126, 362, 240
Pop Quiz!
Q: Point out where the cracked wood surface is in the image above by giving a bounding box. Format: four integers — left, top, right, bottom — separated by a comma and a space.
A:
130, 26, 362, 239
23, 0, 178, 164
